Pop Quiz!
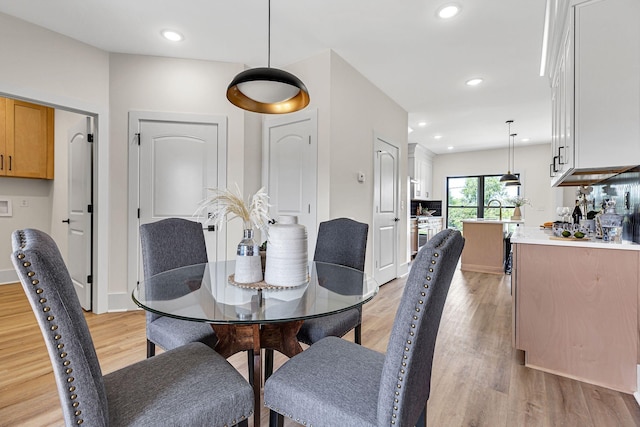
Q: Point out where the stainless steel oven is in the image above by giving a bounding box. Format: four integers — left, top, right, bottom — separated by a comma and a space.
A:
417, 217, 429, 250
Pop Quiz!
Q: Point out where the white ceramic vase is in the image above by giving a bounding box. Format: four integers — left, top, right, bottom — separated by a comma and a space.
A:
264, 215, 308, 286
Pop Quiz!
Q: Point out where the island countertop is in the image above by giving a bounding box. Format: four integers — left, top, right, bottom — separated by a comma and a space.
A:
462, 219, 524, 225
511, 225, 640, 251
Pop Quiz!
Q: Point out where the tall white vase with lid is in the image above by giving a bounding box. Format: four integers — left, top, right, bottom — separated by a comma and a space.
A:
265, 215, 308, 286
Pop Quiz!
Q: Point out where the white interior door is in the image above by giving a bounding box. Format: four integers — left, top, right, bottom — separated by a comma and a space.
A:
373, 135, 399, 285
129, 112, 227, 287
67, 117, 93, 310
264, 112, 317, 258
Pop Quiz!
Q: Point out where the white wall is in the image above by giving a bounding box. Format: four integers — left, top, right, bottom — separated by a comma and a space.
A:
329, 52, 409, 273
280, 50, 410, 276
108, 53, 252, 309
0, 178, 52, 283
432, 143, 560, 227
0, 13, 110, 306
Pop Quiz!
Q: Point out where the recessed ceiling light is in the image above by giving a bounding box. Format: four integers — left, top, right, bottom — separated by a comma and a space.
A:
161, 30, 184, 42
437, 4, 461, 19
434, 135, 443, 139
447, 146, 454, 150
408, 126, 414, 134
466, 78, 483, 86
521, 138, 530, 142
418, 121, 427, 127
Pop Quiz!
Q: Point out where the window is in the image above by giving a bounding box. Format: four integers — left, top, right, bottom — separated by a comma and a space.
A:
446, 174, 520, 230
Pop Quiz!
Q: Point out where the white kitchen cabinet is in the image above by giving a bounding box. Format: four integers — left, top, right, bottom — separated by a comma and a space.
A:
549, 0, 640, 186
408, 143, 433, 200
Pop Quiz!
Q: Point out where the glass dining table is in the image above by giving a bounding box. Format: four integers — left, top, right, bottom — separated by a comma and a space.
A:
132, 260, 379, 427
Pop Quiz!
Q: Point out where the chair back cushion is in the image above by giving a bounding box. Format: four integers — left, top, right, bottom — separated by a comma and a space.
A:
313, 218, 368, 271
140, 218, 208, 322
377, 228, 464, 426
11, 229, 109, 426
139, 218, 208, 277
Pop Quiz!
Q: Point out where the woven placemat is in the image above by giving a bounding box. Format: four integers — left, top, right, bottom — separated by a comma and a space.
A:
228, 274, 308, 290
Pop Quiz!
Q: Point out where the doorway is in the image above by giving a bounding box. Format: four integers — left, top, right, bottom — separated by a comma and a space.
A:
66, 116, 94, 310
127, 111, 228, 302
263, 110, 318, 257
372, 134, 400, 285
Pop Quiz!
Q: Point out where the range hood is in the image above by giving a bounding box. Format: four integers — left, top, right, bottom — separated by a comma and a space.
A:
553, 165, 638, 187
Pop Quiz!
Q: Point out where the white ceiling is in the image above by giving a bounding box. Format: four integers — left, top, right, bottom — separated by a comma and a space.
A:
0, 0, 551, 154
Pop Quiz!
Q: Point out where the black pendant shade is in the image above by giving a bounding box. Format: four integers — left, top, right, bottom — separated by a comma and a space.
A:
500, 173, 520, 183
505, 178, 522, 186
227, 67, 310, 114
500, 120, 521, 185
226, 0, 310, 114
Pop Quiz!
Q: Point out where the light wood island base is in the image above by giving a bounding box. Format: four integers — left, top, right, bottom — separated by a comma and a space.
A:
461, 220, 506, 274
513, 242, 639, 393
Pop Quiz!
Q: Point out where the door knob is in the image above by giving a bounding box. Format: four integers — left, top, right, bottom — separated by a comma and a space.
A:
62, 219, 70, 224
394, 217, 400, 222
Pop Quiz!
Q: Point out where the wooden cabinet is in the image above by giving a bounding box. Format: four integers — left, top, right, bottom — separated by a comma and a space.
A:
408, 143, 433, 200
0, 97, 55, 179
549, 0, 640, 186
513, 242, 638, 393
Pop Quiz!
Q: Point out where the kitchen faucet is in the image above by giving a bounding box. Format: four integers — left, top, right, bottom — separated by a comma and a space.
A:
487, 199, 502, 221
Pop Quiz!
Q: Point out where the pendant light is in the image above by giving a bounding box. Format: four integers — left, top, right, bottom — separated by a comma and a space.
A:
505, 132, 521, 186
500, 120, 520, 184
226, 0, 310, 114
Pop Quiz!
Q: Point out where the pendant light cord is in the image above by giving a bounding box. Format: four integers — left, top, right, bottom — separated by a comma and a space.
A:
268, 0, 271, 68
511, 132, 517, 173
506, 120, 513, 173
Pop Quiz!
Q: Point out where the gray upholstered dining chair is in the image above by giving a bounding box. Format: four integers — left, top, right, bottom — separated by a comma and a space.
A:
297, 217, 369, 345
264, 228, 464, 427
11, 228, 253, 427
139, 218, 217, 358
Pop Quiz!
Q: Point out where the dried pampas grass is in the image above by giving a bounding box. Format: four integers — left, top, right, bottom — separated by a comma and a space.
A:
196, 184, 270, 231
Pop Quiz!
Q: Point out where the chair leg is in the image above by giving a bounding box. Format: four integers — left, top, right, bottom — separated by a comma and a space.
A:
265, 348, 274, 380
269, 410, 284, 427
146, 339, 155, 358
354, 324, 362, 345
416, 404, 427, 427
247, 350, 254, 381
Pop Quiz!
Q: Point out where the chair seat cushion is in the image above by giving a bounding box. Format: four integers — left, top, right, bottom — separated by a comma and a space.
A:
104, 342, 253, 426
147, 316, 217, 351
264, 336, 383, 427
296, 308, 360, 345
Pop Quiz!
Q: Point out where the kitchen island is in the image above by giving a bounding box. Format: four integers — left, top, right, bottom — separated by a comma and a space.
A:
511, 226, 640, 393
461, 219, 523, 274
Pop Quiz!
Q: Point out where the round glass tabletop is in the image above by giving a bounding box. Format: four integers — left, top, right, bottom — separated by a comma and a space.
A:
132, 261, 379, 324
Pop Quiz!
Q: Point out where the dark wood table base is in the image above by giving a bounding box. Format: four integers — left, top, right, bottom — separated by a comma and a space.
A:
211, 321, 304, 427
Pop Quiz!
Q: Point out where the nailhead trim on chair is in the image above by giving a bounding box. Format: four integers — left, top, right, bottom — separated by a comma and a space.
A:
389, 231, 451, 425
16, 230, 84, 426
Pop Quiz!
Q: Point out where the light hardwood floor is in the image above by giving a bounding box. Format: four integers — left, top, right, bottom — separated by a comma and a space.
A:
2, 267, 640, 426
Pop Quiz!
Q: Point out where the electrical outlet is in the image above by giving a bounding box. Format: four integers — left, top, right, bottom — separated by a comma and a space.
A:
20, 199, 29, 207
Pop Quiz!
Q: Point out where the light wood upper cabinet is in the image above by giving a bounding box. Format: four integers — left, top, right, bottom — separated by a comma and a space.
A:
1, 97, 55, 180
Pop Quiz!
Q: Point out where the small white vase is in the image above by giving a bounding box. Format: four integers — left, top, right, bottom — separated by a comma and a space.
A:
235, 229, 263, 283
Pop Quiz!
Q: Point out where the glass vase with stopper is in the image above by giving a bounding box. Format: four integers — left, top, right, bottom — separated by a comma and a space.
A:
235, 228, 263, 283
